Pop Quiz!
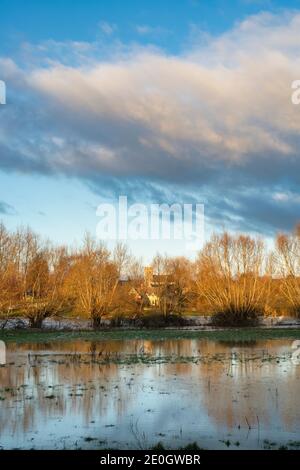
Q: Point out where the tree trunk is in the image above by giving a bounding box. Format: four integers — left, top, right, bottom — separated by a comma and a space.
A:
92, 314, 102, 329
29, 316, 43, 328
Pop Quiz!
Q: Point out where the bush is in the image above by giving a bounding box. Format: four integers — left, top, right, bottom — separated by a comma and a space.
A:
211, 305, 260, 327
132, 312, 189, 328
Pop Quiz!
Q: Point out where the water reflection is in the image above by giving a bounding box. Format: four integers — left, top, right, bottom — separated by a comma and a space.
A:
0, 339, 299, 449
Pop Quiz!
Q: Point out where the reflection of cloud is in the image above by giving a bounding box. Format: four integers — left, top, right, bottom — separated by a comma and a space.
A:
1, 339, 299, 449
1, 11, 300, 233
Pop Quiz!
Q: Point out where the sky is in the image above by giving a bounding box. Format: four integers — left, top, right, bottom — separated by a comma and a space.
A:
0, 0, 300, 260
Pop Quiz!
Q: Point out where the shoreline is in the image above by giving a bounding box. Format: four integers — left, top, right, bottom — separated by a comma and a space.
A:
1, 314, 299, 331
1, 326, 300, 343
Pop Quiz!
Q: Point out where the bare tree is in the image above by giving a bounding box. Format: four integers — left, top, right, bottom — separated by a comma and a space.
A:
275, 224, 300, 316
0, 223, 21, 325
151, 255, 193, 317
0, 226, 18, 323
22, 245, 70, 328
195, 233, 271, 325
69, 235, 120, 328
116, 257, 148, 318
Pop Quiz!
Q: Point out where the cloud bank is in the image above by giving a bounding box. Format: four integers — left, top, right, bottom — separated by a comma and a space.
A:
1, 11, 300, 234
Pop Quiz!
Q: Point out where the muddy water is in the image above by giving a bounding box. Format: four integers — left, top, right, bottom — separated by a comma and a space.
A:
0, 338, 299, 449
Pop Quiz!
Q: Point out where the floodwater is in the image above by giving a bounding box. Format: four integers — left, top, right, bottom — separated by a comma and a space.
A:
0, 338, 299, 450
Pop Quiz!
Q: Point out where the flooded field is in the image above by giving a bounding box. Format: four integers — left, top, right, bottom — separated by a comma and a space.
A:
0, 336, 300, 450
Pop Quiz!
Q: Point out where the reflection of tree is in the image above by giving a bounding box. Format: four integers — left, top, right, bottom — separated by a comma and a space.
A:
0, 339, 299, 446
187, 340, 300, 430
0, 341, 139, 435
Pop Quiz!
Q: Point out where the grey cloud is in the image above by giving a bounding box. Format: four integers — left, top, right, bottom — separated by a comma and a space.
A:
0, 201, 17, 215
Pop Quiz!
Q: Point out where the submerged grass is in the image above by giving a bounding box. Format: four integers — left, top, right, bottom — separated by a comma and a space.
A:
0, 327, 300, 344
8, 350, 291, 365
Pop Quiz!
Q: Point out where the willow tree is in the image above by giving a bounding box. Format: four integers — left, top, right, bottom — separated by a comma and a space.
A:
69, 236, 129, 328
22, 246, 70, 328
195, 233, 272, 325
0, 223, 21, 324
276, 224, 300, 317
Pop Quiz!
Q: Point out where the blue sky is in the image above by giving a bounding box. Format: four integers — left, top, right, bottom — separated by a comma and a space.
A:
0, 0, 300, 260
0, 1, 292, 45
2, 1, 300, 54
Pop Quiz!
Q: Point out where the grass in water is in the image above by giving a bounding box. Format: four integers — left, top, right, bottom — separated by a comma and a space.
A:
0, 327, 299, 344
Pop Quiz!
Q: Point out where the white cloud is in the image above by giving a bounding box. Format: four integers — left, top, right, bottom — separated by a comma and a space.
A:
27, 19, 300, 164
135, 25, 170, 36
98, 21, 117, 36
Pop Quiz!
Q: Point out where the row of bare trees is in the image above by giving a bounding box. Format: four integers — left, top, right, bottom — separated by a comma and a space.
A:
0, 224, 135, 327
0, 221, 300, 327
0, 223, 72, 327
